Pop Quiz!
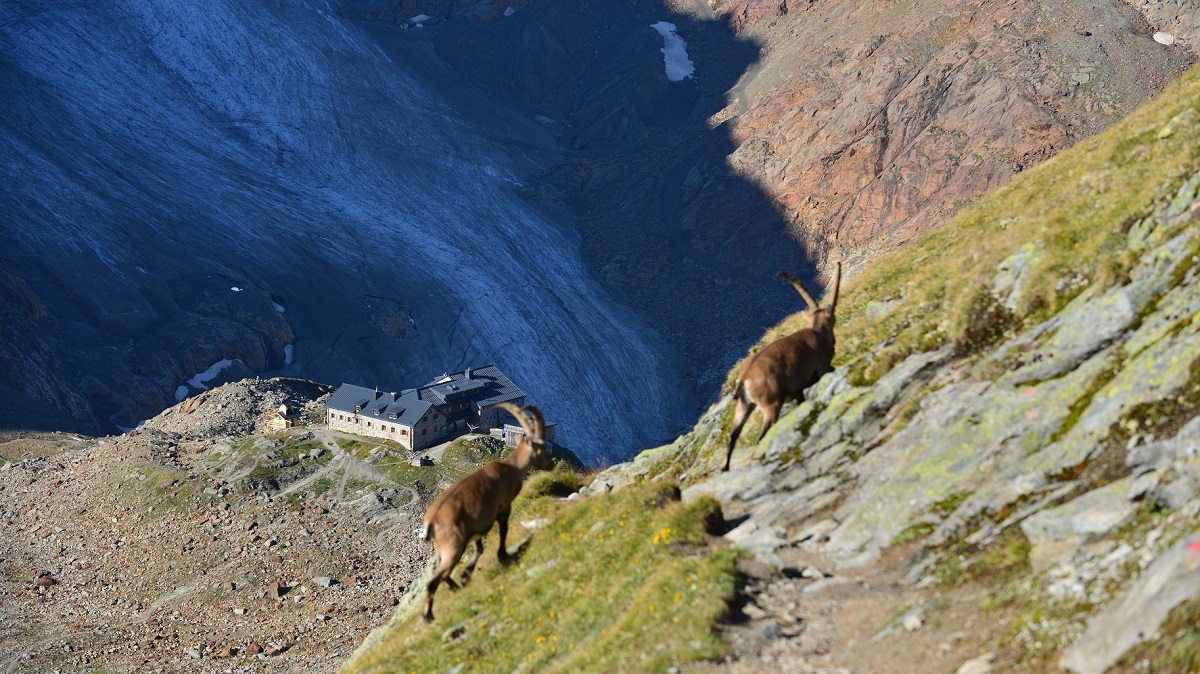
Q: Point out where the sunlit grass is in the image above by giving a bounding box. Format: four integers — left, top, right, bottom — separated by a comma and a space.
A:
344, 482, 739, 674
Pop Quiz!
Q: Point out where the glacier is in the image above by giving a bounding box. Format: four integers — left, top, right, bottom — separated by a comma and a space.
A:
0, 0, 693, 462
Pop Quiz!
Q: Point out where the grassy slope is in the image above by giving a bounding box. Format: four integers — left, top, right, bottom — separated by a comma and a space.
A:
348, 64, 1200, 674
343, 480, 738, 674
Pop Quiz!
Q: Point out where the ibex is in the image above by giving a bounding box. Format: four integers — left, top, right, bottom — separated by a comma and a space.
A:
419, 402, 554, 621
723, 263, 841, 472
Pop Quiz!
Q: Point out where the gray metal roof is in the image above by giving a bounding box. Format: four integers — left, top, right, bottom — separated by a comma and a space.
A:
327, 383, 431, 427
419, 365, 525, 408
328, 365, 523, 428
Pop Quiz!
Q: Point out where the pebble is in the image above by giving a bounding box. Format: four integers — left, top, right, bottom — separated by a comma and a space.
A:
743, 602, 769, 620
759, 621, 784, 640
955, 653, 995, 674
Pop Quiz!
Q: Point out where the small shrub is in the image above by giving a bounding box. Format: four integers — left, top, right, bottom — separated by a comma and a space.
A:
524, 462, 590, 498
953, 286, 1017, 355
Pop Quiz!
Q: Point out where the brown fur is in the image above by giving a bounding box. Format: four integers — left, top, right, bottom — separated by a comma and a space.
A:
723, 264, 841, 472
420, 403, 554, 621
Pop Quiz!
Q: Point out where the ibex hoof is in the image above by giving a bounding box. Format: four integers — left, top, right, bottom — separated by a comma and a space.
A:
422, 612, 434, 623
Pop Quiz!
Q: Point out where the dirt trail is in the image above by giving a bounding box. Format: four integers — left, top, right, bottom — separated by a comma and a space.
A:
689, 545, 1013, 674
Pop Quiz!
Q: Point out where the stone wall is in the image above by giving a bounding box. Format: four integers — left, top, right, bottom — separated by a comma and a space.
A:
325, 407, 455, 452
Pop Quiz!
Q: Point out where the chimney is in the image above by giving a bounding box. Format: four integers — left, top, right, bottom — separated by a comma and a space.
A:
465, 367, 473, 380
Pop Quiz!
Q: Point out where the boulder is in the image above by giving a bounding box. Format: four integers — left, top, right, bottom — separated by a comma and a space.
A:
1060, 535, 1200, 674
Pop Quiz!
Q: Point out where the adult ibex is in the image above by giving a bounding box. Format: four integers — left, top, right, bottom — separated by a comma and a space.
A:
723, 263, 841, 472
420, 402, 554, 621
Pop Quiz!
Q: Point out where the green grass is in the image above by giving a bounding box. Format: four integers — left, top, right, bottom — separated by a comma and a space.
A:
1117, 583, 1200, 673
345, 482, 740, 674
441, 436, 506, 471
112, 460, 200, 519
936, 525, 1032, 590
523, 463, 591, 499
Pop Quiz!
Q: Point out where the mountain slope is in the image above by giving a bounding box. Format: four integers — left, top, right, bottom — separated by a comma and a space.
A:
0, 0, 692, 460
3, 0, 1192, 458
350, 62, 1200, 673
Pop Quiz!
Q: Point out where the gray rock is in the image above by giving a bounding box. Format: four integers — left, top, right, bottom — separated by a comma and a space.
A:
955, 652, 994, 674
828, 345, 1107, 559
874, 602, 925, 641
993, 241, 1046, 311
999, 285, 1138, 386
792, 518, 839, 544
1060, 534, 1200, 674
312, 576, 335, 588
1153, 459, 1200, 509
1020, 472, 1160, 572
759, 621, 784, 640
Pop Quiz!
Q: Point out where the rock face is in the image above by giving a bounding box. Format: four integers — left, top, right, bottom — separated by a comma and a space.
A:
1059, 534, 1200, 674
712, 0, 1193, 263
1121, 0, 1200, 50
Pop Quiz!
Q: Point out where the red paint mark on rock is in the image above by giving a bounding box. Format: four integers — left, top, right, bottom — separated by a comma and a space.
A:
1023, 387, 1037, 397
1188, 539, 1200, 553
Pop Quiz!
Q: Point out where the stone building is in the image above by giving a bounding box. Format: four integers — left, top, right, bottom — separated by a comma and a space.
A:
264, 403, 302, 432
325, 365, 526, 452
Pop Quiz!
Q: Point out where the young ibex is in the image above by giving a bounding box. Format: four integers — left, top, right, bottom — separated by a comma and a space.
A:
419, 402, 554, 621
723, 263, 841, 472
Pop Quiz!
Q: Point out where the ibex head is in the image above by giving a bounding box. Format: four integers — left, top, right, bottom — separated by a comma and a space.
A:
496, 402, 554, 471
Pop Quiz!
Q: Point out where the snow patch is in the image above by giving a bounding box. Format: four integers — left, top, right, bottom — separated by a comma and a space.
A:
410, 14, 431, 26
187, 359, 236, 390
503, 7, 516, 16
650, 22, 695, 82
284, 344, 294, 366
175, 385, 189, 402
230, 286, 242, 292
115, 419, 149, 434
273, 302, 286, 313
